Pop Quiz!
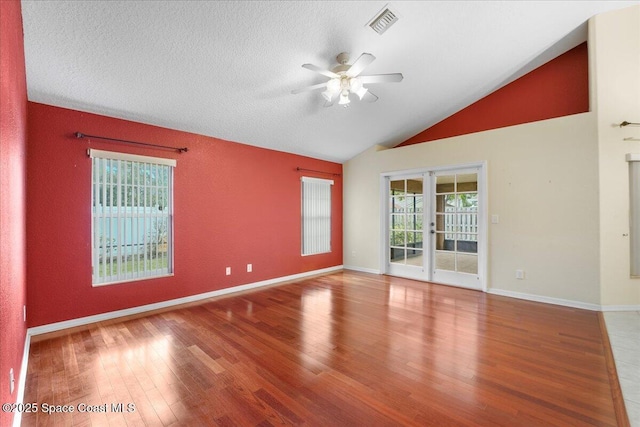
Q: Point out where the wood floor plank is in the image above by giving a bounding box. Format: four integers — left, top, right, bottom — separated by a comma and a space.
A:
22, 271, 623, 426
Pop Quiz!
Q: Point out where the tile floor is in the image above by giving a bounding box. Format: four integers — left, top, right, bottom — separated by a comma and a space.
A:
604, 311, 640, 427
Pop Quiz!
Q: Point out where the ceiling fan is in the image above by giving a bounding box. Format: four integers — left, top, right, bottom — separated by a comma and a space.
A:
291, 52, 403, 107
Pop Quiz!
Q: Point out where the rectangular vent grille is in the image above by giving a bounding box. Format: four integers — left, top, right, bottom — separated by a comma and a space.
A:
369, 7, 398, 35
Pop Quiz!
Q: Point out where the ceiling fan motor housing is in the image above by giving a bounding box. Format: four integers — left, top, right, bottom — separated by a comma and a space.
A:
332, 52, 351, 73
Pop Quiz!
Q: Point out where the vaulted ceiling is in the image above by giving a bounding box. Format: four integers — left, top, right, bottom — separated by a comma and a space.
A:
20, 1, 638, 162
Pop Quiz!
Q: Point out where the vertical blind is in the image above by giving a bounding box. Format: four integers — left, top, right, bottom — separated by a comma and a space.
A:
627, 154, 640, 276
301, 177, 333, 255
89, 149, 175, 285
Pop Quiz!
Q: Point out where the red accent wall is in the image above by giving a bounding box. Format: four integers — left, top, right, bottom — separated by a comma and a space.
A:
399, 43, 589, 146
26, 103, 343, 327
0, 0, 28, 425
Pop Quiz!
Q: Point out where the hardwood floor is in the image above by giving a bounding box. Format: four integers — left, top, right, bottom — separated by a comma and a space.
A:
22, 271, 623, 426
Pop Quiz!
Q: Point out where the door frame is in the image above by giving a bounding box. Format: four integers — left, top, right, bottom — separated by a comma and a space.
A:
379, 162, 488, 292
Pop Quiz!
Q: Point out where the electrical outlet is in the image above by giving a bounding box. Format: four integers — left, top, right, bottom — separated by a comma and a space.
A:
516, 269, 525, 280
247, 264, 252, 272
225, 267, 231, 276
9, 368, 15, 394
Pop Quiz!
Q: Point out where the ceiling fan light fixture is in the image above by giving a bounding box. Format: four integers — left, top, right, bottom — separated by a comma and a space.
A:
321, 90, 334, 102
326, 78, 341, 93
338, 91, 350, 105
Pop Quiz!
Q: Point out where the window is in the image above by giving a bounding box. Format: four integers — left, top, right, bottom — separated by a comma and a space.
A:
90, 149, 175, 285
301, 177, 333, 255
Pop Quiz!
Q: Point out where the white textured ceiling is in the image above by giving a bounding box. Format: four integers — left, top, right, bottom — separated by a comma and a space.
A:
21, 1, 638, 163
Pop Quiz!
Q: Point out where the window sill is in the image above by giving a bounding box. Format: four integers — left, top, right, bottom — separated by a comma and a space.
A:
92, 273, 174, 287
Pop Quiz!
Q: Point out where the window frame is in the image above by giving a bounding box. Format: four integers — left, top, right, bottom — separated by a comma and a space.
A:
89, 149, 175, 286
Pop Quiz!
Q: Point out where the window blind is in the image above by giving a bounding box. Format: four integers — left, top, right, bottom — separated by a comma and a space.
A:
301, 177, 333, 255
90, 149, 175, 285
627, 154, 640, 276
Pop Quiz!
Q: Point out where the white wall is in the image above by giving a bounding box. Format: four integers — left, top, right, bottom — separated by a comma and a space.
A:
593, 5, 640, 307
344, 5, 640, 310
344, 113, 601, 306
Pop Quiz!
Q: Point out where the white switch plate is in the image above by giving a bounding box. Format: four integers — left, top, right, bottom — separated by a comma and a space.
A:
247, 264, 252, 272
225, 267, 231, 275
492, 214, 499, 224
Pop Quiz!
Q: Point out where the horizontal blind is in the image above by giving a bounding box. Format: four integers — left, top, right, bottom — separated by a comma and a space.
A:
301, 177, 333, 255
91, 150, 174, 285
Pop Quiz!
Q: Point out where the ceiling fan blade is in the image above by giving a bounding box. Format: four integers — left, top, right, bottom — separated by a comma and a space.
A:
346, 53, 376, 77
362, 91, 378, 103
359, 73, 404, 84
291, 82, 328, 95
302, 63, 339, 79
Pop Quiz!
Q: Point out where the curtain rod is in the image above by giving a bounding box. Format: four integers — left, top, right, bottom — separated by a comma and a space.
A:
620, 121, 640, 127
296, 167, 341, 177
75, 132, 188, 153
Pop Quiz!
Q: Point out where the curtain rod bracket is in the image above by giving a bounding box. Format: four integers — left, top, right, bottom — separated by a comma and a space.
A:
75, 132, 188, 153
620, 121, 640, 127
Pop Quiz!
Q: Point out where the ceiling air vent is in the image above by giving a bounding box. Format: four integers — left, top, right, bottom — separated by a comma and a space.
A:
367, 5, 399, 35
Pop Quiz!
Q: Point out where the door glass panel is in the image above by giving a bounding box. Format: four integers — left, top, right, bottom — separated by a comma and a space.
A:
408, 214, 423, 231
456, 253, 478, 274
435, 252, 455, 270
435, 194, 455, 213
457, 234, 478, 253
406, 249, 423, 266
456, 174, 478, 192
434, 172, 478, 274
406, 196, 419, 212
389, 177, 423, 266
456, 193, 478, 209
390, 248, 405, 263
435, 232, 454, 251
391, 196, 405, 213
390, 214, 405, 230
436, 213, 456, 233
391, 230, 405, 246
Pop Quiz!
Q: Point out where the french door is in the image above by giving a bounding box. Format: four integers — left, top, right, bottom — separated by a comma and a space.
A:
430, 169, 481, 289
383, 166, 484, 290
387, 175, 426, 279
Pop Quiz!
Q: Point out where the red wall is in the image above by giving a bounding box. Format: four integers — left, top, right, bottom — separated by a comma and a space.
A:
0, 0, 28, 425
399, 43, 589, 146
27, 103, 343, 327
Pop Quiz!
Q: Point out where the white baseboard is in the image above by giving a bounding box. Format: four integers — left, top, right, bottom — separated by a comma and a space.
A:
28, 265, 343, 337
487, 288, 601, 311
600, 305, 640, 312
343, 265, 381, 274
